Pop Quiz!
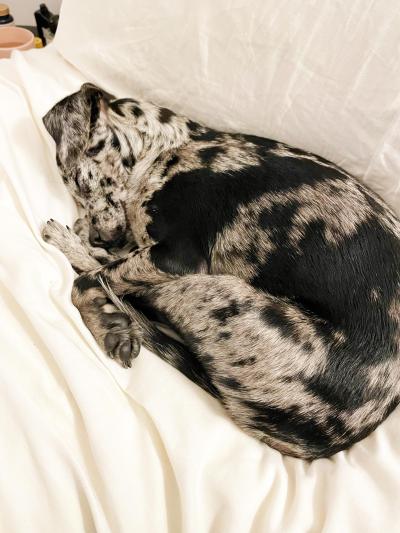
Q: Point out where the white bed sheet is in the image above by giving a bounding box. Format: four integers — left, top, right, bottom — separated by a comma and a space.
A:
0, 1, 399, 531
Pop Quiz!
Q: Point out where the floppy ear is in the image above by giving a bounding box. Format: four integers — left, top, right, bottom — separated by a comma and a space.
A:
42, 83, 113, 168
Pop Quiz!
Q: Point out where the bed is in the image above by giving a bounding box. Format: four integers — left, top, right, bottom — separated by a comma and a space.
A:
0, 1, 399, 531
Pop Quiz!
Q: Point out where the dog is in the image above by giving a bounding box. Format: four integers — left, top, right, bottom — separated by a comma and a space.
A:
41, 83, 400, 459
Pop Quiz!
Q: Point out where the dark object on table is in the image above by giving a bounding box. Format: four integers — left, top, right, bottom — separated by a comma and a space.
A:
0, 3, 14, 26
34, 3, 59, 46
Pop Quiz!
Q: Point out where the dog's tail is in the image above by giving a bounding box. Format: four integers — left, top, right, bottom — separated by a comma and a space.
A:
98, 278, 220, 398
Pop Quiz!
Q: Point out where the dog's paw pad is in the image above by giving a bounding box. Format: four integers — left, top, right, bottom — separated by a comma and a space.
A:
94, 298, 141, 367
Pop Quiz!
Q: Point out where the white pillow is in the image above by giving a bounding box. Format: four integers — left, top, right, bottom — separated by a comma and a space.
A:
54, 0, 400, 214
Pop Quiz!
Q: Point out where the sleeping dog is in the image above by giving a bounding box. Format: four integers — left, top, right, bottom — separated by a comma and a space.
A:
41, 83, 400, 459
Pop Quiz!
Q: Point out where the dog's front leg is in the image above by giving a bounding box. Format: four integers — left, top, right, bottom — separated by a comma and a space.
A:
42, 219, 143, 366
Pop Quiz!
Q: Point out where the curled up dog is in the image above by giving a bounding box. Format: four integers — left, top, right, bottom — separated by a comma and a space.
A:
41, 83, 400, 460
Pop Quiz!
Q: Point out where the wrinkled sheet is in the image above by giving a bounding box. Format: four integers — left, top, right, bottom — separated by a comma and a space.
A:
0, 0, 399, 531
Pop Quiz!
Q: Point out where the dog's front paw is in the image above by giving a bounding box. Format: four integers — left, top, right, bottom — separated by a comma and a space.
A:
42, 219, 101, 272
42, 219, 82, 254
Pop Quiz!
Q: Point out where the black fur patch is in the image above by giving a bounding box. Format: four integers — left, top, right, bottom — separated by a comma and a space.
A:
302, 373, 360, 411
122, 154, 136, 168
217, 331, 232, 341
199, 145, 223, 165
109, 101, 125, 116
74, 275, 99, 292
111, 131, 121, 150
218, 376, 242, 389
243, 399, 333, 456
86, 139, 105, 156
258, 201, 300, 242
195, 128, 221, 142
131, 105, 143, 118
164, 154, 180, 173
261, 303, 301, 344
231, 356, 256, 367
211, 301, 242, 323
89, 95, 100, 130
150, 240, 206, 275
117, 98, 138, 105
101, 177, 114, 188
106, 193, 117, 207
201, 354, 215, 366
187, 120, 202, 134
159, 107, 175, 123
109, 98, 137, 116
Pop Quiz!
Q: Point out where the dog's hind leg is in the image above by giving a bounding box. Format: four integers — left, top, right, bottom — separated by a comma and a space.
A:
127, 274, 400, 459
41, 222, 399, 457
103, 272, 347, 458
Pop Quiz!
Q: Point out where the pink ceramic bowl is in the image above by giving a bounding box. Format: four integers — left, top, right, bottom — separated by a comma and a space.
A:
0, 27, 35, 59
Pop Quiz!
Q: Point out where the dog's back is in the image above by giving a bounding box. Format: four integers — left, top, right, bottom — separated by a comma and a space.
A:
131, 127, 400, 458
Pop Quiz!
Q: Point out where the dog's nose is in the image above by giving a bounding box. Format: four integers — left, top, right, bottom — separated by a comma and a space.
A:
89, 227, 103, 246
89, 226, 126, 248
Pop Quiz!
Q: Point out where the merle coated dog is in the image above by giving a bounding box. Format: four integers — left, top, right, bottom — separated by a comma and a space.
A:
41, 83, 400, 459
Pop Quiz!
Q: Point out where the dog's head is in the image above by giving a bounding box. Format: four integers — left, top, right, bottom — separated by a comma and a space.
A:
43, 83, 165, 248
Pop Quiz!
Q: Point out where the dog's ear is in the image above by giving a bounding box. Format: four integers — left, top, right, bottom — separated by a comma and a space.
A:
42, 83, 113, 168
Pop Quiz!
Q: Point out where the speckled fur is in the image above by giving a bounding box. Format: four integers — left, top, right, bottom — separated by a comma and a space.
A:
41, 83, 400, 459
